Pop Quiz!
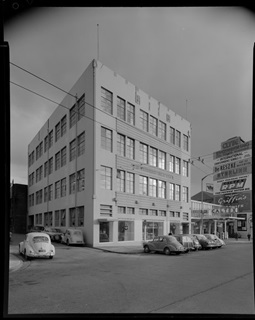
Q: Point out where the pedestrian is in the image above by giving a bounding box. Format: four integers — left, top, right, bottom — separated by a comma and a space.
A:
247, 233, 251, 241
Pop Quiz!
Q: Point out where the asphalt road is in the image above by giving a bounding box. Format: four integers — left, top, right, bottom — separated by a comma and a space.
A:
8, 241, 254, 315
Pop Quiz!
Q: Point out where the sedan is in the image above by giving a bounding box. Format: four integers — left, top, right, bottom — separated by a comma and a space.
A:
19, 232, 55, 260
204, 234, 225, 248
143, 235, 185, 255
61, 228, 85, 246
182, 234, 202, 250
173, 235, 195, 252
44, 227, 63, 242
192, 234, 217, 250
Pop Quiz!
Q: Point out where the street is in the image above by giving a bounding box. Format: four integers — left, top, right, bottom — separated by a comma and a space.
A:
8, 240, 254, 315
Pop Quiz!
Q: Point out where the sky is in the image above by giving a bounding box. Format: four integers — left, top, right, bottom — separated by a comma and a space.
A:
4, 6, 255, 196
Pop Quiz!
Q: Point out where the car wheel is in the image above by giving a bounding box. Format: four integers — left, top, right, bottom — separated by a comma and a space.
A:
175, 252, 181, 255
144, 245, 150, 253
24, 250, 30, 261
164, 247, 171, 255
49, 256, 53, 259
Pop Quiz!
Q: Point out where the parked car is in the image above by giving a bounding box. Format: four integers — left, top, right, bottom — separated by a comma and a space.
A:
44, 227, 63, 242
204, 234, 225, 247
29, 226, 45, 232
192, 234, 217, 250
143, 235, 185, 255
173, 235, 195, 252
182, 234, 202, 250
61, 228, 85, 246
19, 232, 55, 260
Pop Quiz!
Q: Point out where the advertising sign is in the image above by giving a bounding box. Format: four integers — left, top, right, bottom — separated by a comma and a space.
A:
213, 141, 252, 160
214, 191, 252, 212
214, 175, 251, 195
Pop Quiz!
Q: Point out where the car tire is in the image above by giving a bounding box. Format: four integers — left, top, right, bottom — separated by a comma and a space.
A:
144, 245, 150, 253
49, 256, 53, 259
24, 250, 30, 261
164, 247, 171, 255
175, 252, 181, 255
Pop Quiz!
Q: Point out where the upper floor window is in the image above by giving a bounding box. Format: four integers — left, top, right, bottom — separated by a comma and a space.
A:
150, 116, 158, 136
140, 143, 148, 164
77, 132, 85, 156
149, 178, 157, 197
49, 130, 53, 148
117, 134, 125, 157
175, 157, 181, 174
126, 172, 134, 194
101, 127, 112, 152
55, 122, 61, 142
127, 103, 135, 125
126, 137, 135, 160
78, 94, 85, 120
158, 150, 166, 170
183, 160, 189, 177
100, 166, 112, 190
61, 115, 67, 137
139, 176, 148, 196
101, 87, 113, 115
159, 121, 166, 140
183, 134, 189, 152
149, 147, 157, 167
140, 110, 148, 132
117, 170, 125, 192
182, 186, 189, 203
117, 96, 125, 121
176, 130, 181, 147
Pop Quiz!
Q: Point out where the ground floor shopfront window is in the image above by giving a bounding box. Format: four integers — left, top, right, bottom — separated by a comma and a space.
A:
118, 221, 134, 241
143, 221, 163, 240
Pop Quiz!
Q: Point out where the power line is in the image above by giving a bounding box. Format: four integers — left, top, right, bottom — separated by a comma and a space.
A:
10, 62, 76, 99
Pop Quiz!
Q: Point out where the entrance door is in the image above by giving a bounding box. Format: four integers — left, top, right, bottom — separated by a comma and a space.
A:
99, 222, 110, 242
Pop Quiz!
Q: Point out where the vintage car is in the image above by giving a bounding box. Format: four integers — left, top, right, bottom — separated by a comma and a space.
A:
192, 234, 217, 250
44, 227, 63, 242
174, 235, 195, 252
29, 225, 45, 232
61, 228, 85, 246
143, 235, 185, 255
183, 234, 202, 250
204, 234, 225, 248
19, 232, 55, 260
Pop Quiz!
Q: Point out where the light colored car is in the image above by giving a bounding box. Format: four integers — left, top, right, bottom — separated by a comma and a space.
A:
183, 234, 202, 250
143, 235, 185, 255
174, 235, 195, 252
19, 232, 55, 260
61, 228, 85, 246
192, 234, 217, 250
44, 227, 63, 242
205, 234, 225, 247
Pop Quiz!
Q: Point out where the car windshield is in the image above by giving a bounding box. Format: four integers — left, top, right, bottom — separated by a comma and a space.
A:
168, 236, 179, 242
205, 234, 213, 240
72, 230, 82, 236
195, 234, 207, 240
33, 236, 49, 243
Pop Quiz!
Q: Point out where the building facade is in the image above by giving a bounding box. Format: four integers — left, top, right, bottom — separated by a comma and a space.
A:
27, 60, 191, 247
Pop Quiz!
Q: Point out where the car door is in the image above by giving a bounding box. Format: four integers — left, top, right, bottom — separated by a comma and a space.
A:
157, 236, 167, 252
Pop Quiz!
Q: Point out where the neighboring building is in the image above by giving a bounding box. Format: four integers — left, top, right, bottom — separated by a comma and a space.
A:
27, 59, 191, 247
10, 182, 28, 233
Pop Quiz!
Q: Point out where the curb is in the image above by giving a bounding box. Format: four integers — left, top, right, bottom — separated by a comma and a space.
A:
93, 247, 143, 254
9, 252, 23, 272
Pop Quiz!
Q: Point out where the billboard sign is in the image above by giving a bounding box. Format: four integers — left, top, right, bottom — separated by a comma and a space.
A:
214, 191, 252, 212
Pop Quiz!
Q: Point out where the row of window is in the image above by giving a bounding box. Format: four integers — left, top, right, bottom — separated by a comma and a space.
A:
101, 128, 189, 176
29, 132, 85, 186
102, 166, 189, 202
28, 95, 85, 167
101, 87, 189, 151
34, 206, 84, 228
28, 169, 85, 206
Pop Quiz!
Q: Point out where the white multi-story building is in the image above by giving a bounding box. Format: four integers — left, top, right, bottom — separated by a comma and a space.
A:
27, 59, 191, 247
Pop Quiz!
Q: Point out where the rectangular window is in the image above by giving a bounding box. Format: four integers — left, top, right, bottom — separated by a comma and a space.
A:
140, 110, 148, 132
49, 130, 53, 148
49, 157, 53, 175
118, 221, 134, 241
183, 160, 189, 177
183, 134, 189, 151
139, 208, 148, 215
44, 187, 48, 203
117, 96, 126, 121
60, 209, 66, 227
127, 207, 135, 215
55, 151, 61, 171
175, 157, 181, 174
126, 172, 134, 194
48, 185, 53, 201
36, 189, 43, 204
55, 180, 61, 199
100, 166, 112, 190
61, 178, 66, 197
117, 134, 125, 157
127, 103, 135, 125
70, 103, 77, 128
55, 122, 61, 142
139, 176, 148, 196
118, 206, 126, 214
55, 210, 60, 227
44, 161, 48, 177
149, 147, 157, 167
149, 178, 157, 197
182, 186, 189, 203
169, 155, 174, 172
69, 208, 76, 227
150, 209, 157, 216
44, 136, 49, 153
69, 173, 76, 194
101, 87, 113, 114
61, 147, 67, 167
159, 210, 166, 217
77, 169, 85, 192
140, 143, 148, 164
175, 184, 180, 201
78, 132, 85, 157
117, 170, 125, 192
70, 139, 76, 161
170, 211, 174, 217
176, 130, 181, 147
158, 150, 166, 170
150, 116, 158, 136
61, 115, 67, 136
169, 183, 175, 200
159, 121, 166, 140
170, 127, 175, 144
77, 206, 84, 226
78, 94, 85, 121
126, 137, 135, 159
158, 180, 166, 199
101, 127, 112, 152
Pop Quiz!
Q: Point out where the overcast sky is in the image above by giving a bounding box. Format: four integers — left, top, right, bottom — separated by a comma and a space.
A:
5, 6, 254, 196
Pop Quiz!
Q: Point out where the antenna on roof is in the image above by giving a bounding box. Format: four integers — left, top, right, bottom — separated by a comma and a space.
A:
97, 24, 100, 61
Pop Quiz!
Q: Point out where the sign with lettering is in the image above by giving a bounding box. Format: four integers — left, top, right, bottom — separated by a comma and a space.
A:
214, 191, 252, 212
214, 175, 251, 195
213, 141, 252, 160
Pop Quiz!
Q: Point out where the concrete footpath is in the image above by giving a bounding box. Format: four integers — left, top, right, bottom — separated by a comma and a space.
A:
9, 233, 253, 272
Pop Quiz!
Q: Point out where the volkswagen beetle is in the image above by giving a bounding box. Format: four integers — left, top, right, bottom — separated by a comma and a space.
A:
61, 228, 85, 246
19, 232, 55, 260
143, 235, 185, 255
